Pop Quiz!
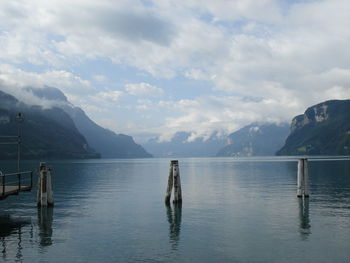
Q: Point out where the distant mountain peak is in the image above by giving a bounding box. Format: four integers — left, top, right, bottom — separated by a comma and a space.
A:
142, 131, 225, 157
0, 87, 152, 159
217, 122, 289, 157
26, 86, 68, 102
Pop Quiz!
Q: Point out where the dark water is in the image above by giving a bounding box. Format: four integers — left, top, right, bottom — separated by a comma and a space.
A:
1, 158, 350, 263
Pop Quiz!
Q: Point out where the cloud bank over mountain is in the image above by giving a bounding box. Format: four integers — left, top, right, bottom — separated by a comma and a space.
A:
1, 0, 349, 142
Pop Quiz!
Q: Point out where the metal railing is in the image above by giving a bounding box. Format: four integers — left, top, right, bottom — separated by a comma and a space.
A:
0, 171, 33, 199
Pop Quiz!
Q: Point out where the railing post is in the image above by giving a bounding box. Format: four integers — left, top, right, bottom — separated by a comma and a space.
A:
2, 175, 5, 197
18, 173, 21, 191
30, 171, 33, 189
1, 175, 4, 197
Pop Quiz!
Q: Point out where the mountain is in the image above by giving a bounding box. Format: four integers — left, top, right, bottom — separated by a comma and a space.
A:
66, 107, 152, 158
277, 100, 350, 156
216, 123, 290, 157
0, 90, 99, 159
29, 87, 152, 158
142, 131, 226, 157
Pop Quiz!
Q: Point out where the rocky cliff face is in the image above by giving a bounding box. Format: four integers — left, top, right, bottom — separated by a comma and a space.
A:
277, 100, 350, 155
291, 103, 329, 132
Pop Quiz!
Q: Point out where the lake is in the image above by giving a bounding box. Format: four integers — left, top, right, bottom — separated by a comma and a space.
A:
1, 158, 350, 262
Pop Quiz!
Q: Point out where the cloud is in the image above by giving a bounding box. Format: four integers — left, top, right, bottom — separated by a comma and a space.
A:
0, 63, 92, 93
124, 82, 164, 97
0, 80, 60, 109
0, 63, 96, 107
154, 93, 301, 141
0, 0, 349, 141
92, 74, 107, 82
183, 0, 282, 22
95, 90, 123, 102
95, 8, 176, 45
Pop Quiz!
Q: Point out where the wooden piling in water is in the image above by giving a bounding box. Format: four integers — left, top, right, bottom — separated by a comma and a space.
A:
297, 158, 309, 198
303, 159, 309, 198
37, 162, 54, 207
165, 160, 182, 204
165, 162, 174, 205
297, 159, 304, 198
172, 161, 182, 203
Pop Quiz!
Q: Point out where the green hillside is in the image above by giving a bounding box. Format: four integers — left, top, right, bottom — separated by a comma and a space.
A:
277, 100, 350, 155
0, 90, 99, 159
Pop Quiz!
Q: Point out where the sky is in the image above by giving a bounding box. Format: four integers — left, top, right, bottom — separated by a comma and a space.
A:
0, 0, 349, 143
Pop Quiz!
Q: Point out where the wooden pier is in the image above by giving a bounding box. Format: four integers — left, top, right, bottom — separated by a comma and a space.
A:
0, 171, 33, 200
0, 113, 33, 200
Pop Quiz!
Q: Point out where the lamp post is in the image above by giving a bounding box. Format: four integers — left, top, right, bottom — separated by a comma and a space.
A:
16, 113, 24, 173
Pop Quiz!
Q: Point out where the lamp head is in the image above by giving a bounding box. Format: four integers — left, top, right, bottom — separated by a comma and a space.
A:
16, 112, 24, 123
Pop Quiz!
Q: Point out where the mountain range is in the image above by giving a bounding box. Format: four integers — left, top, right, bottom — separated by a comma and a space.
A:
0, 90, 98, 159
29, 87, 152, 158
0, 87, 151, 159
1, 86, 348, 159
142, 131, 226, 157
216, 123, 290, 157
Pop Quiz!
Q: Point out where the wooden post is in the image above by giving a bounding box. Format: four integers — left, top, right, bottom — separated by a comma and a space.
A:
165, 162, 174, 205
165, 160, 182, 204
297, 159, 304, 198
173, 161, 182, 203
297, 158, 309, 198
303, 159, 309, 198
37, 163, 54, 207
40, 170, 48, 206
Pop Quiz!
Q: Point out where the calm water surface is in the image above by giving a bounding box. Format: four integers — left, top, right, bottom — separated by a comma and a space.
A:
1, 158, 350, 262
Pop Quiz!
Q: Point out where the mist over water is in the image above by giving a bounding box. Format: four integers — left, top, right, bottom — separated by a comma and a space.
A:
1, 158, 350, 262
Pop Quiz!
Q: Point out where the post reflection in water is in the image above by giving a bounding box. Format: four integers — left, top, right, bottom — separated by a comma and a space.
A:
37, 207, 54, 247
298, 198, 311, 240
0, 215, 30, 261
166, 203, 182, 250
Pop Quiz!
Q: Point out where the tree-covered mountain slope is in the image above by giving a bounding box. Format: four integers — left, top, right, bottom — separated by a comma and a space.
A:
29, 87, 152, 158
0, 90, 99, 159
277, 100, 350, 155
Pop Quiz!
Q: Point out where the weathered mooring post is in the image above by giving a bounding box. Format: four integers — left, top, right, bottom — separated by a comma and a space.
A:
37, 162, 54, 207
165, 161, 174, 204
297, 158, 309, 198
173, 161, 182, 203
165, 160, 182, 204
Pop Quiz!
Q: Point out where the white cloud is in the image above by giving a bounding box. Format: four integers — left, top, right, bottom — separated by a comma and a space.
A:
0, 63, 95, 107
184, 68, 211, 80
0, 0, 349, 140
155, 93, 300, 141
182, 0, 282, 23
95, 90, 123, 102
124, 82, 164, 97
92, 74, 107, 82
0, 63, 92, 93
